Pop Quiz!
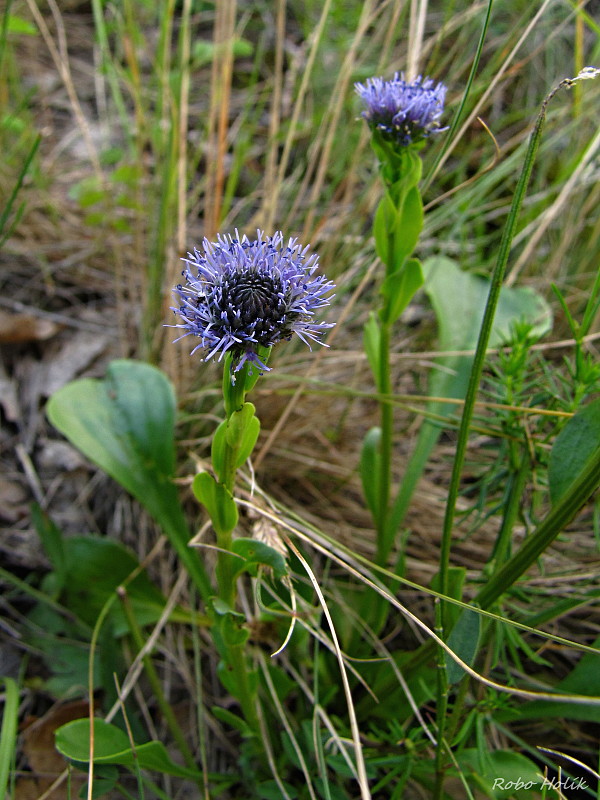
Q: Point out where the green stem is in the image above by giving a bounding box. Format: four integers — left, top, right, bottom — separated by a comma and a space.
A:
213, 359, 265, 736
215, 526, 236, 609
376, 322, 393, 563
433, 601, 449, 800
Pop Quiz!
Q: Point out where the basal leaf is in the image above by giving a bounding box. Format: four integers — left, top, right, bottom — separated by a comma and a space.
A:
46, 360, 211, 599
55, 718, 202, 779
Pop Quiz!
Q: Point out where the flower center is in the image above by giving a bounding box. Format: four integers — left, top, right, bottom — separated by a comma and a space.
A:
219, 269, 289, 341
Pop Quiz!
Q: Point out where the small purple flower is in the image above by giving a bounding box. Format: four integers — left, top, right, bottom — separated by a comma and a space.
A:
170, 230, 335, 377
355, 72, 447, 147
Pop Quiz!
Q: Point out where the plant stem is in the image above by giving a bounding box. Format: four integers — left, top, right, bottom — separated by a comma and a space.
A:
376, 321, 393, 563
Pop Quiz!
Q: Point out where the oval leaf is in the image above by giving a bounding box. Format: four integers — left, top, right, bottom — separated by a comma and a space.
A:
445, 608, 481, 684
55, 718, 201, 779
232, 537, 288, 578
549, 398, 600, 505
46, 360, 211, 599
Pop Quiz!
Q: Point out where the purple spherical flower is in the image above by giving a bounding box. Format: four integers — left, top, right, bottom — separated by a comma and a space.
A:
355, 72, 447, 147
170, 230, 335, 376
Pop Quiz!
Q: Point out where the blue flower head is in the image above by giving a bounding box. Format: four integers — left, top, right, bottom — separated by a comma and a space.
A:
355, 72, 447, 147
170, 230, 335, 378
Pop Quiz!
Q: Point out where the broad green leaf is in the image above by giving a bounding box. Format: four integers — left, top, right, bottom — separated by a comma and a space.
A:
445, 608, 481, 683
192, 471, 238, 535
430, 566, 466, 632
458, 748, 543, 798
55, 719, 202, 779
363, 312, 381, 383
379, 257, 424, 325
46, 360, 211, 599
549, 398, 600, 504
231, 537, 288, 578
41, 535, 168, 634
360, 427, 381, 519
496, 634, 600, 724
26, 602, 102, 697
79, 766, 119, 799
30, 504, 66, 593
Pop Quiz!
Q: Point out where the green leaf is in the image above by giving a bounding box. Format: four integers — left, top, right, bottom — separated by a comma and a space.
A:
79, 766, 119, 799
496, 634, 600, 725
217, 658, 257, 696
360, 427, 381, 519
30, 504, 66, 592
231, 537, 288, 578
50, 535, 168, 634
46, 360, 211, 599
192, 471, 238, 535
396, 185, 423, 261
379, 257, 424, 325
211, 419, 228, 481
549, 398, 600, 504
458, 748, 544, 798
363, 312, 381, 382
211, 597, 246, 618
257, 780, 299, 799
6, 14, 38, 35
226, 402, 260, 467
431, 566, 466, 632
0, 678, 19, 800
211, 707, 254, 737
219, 614, 250, 647
55, 719, 202, 779
373, 182, 423, 271
445, 608, 481, 684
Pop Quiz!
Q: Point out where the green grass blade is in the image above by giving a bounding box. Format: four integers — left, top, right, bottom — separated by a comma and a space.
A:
0, 677, 19, 799
0, 133, 40, 242
437, 76, 579, 606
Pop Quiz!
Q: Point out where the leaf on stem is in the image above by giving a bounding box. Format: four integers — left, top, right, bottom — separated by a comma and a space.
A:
363, 312, 381, 383
232, 537, 288, 579
192, 471, 238, 535
360, 426, 382, 519
379, 257, 424, 325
